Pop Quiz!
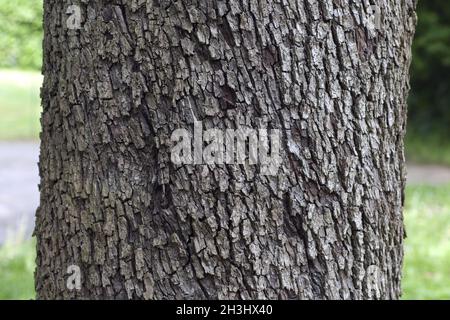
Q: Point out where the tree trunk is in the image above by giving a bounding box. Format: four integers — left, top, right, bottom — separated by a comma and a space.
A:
35, 0, 417, 299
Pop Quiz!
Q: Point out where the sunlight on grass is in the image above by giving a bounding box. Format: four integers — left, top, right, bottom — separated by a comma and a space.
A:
0, 238, 35, 299
402, 184, 450, 299
0, 69, 42, 140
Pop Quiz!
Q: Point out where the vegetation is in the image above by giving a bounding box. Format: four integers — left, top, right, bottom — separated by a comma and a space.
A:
0, 70, 42, 140
409, 0, 450, 137
406, 132, 450, 167
0, 0, 43, 70
0, 239, 36, 300
402, 184, 450, 300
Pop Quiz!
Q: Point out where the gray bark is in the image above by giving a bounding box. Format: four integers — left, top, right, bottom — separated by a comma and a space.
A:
35, 0, 417, 299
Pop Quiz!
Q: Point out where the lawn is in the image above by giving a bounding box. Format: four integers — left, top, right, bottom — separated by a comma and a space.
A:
0, 238, 35, 299
0, 184, 449, 300
402, 184, 450, 299
406, 132, 450, 167
0, 69, 42, 140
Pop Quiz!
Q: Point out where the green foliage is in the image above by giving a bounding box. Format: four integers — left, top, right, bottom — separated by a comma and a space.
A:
409, 0, 450, 135
0, 0, 43, 70
406, 130, 450, 167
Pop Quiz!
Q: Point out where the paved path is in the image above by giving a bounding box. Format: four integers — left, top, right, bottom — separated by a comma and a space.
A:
0, 142, 40, 244
0, 142, 449, 244
407, 164, 450, 185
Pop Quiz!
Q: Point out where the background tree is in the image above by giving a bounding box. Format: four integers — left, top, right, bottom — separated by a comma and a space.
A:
35, 0, 417, 299
408, 0, 450, 137
0, 0, 42, 70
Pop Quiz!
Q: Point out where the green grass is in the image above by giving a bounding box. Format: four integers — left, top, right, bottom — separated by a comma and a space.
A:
406, 132, 450, 167
0, 69, 42, 140
0, 184, 448, 300
402, 184, 450, 300
0, 238, 36, 299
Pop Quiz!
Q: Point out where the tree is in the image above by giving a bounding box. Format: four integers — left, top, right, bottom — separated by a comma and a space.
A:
35, 0, 417, 299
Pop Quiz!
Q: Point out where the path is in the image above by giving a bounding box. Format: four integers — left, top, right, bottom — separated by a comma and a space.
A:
0, 142, 40, 244
407, 164, 450, 185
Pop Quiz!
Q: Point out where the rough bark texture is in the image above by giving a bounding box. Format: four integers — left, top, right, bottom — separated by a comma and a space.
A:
35, 0, 417, 299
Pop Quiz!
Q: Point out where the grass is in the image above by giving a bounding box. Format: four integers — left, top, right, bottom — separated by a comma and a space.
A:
0, 184, 448, 300
402, 184, 450, 299
406, 131, 450, 167
0, 69, 42, 140
0, 238, 35, 299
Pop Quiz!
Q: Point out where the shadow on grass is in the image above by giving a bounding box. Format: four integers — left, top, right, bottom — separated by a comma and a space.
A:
406, 131, 450, 167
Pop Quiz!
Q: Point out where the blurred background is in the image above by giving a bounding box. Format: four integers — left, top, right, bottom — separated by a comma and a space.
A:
0, 0, 448, 299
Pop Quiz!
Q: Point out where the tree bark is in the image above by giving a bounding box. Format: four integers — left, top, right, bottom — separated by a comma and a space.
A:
35, 0, 417, 299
